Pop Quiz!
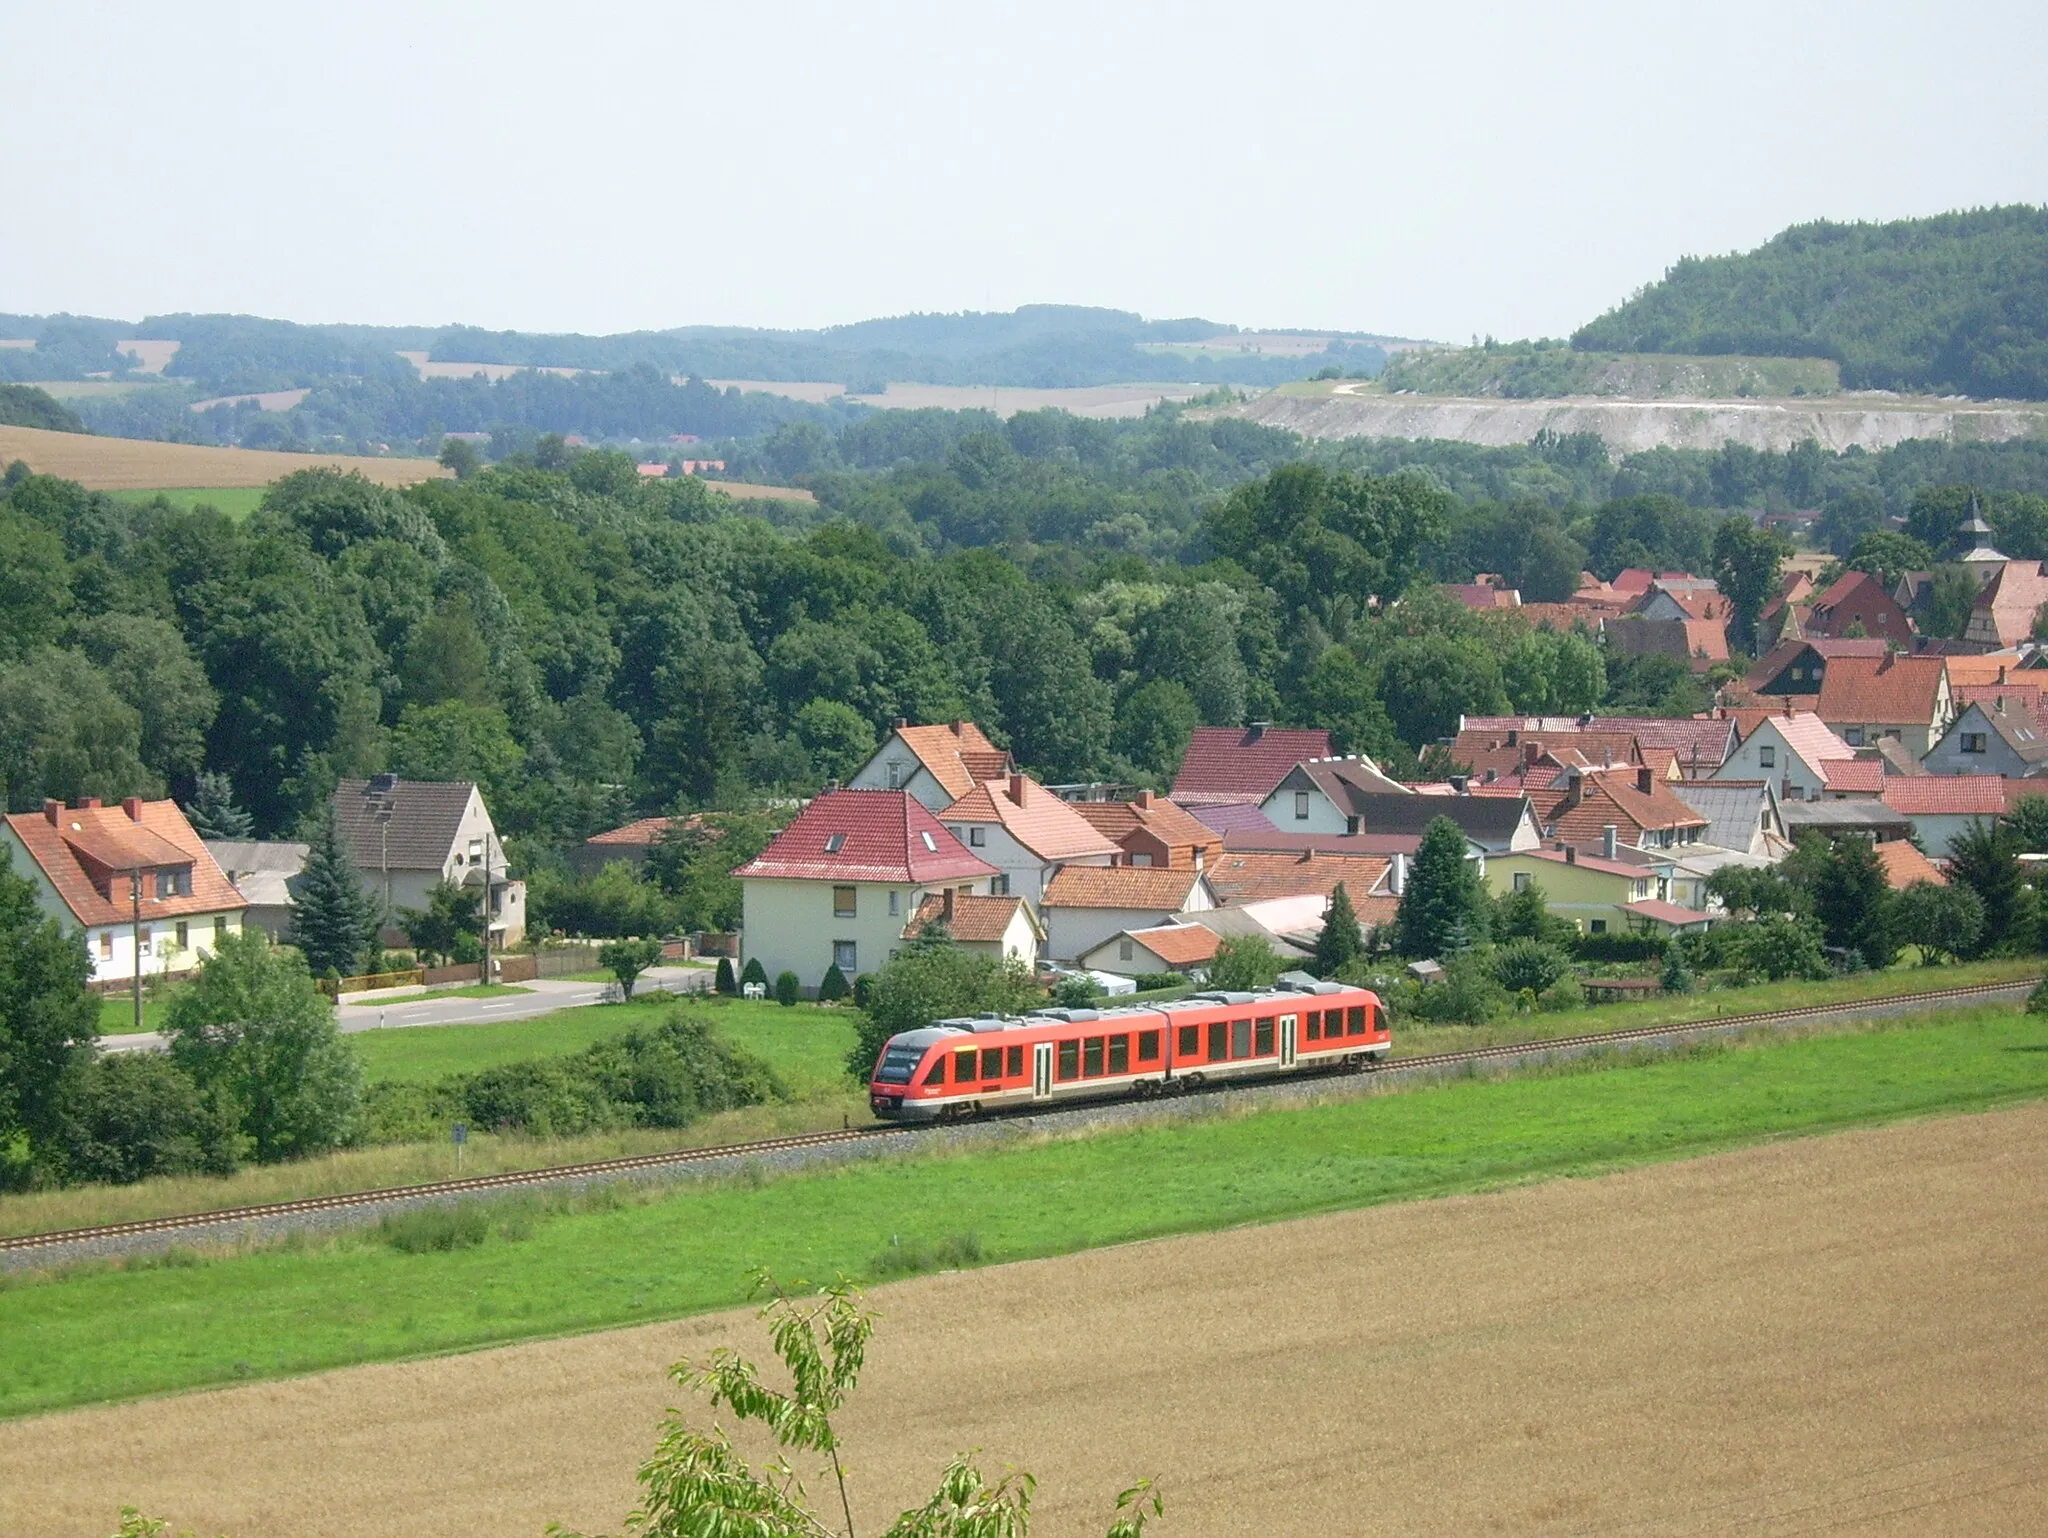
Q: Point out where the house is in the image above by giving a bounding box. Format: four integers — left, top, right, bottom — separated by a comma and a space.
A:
1922, 699, 2048, 779
1170, 724, 1334, 806
1078, 921, 1222, 978
1204, 849, 1395, 914
1805, 570, 1914, 642
1880, 777, 2021, 858
0, 796, 246, 986
1874, 840, 1947, 891
204, 839, 308, 939
1260, 768, 1541, 853
1448, 726, 1641, 783
1712, 712, 1853, 802
732, 789, 999, 989
1482, 846, 1686, 938
1634, 576, 1723, 624
1038, 865, 1218, 963
332, 776, 525, 949
846, 719, 1013, 812
567, 814, 705, 877
1604, 615, 1729, 672
1457, 715, 1735, 779
1184, 801, 1282, 838
1964, 561, 2048, 649
1669, 780, 1790, 858
1780, 800, 1915, 844
1069, 790, 1222, 870
1446, 577, 1521, 611
1809, 653, 1953, 757
938, 773, 1121, 901
1530, 766, 1710, 850
901, 890, 1043, 968
1744, 637, 1892, 698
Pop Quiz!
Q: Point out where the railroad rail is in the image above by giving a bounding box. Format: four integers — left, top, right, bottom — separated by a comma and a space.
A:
3, 974, 2034, 1260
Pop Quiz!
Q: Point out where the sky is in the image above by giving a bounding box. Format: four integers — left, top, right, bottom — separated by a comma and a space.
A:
4, 1, 2045, 345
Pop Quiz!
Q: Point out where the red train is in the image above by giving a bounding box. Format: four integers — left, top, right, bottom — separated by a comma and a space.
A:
868, 972, 1389, 1120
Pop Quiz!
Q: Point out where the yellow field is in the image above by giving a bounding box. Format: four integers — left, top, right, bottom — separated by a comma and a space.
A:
703, 479, 817, 503
0, 425, 449, 490
9, 1105, 2044, 1537
847, 381, 1209, 417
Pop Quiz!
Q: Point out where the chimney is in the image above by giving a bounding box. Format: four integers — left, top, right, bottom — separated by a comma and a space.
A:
942, 888, 955, 922
77, 797, 100, 811
1996, 696, 2006, 716
1449, 774, 1469, 795
1299, 847, 1315, 863
123, 796, 143, 822
950, 719, 965, 737
1246, 721, 1268, 743
1602, 824, 1618, 860
1524, 741, 1541, 766
892, 716, 908, 730
1389, 851, 1406, 894
1565, 846, 1577, 865
43, 798, 60, 825
1637, 767, 1654, 795
1008, 772, 1026, 804
1134, 789, 1153, 809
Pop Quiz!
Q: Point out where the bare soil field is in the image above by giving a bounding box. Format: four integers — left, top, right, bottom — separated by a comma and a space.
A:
115, 340, 180, 374
187, 388, 311, 414
849, 381, 1209, 417
703, 377, 848, 402
395, 351, 586, 381
9, 1104, 2044, 1538
703, 479, 817, 503
0, 425, 449, 490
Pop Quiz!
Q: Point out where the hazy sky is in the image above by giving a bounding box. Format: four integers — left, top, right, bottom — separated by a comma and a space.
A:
5, 2, 2044, 344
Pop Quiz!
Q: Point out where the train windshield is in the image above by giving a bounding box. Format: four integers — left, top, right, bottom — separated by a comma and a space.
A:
874, 1042, 926, 1084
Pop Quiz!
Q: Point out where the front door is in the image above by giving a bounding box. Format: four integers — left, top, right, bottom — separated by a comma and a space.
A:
1280, 1014, 1298, 1068
1033, 1041, 1054, 1098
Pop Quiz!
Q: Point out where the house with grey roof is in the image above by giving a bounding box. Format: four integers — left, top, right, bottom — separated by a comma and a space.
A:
331, 776, 525, 948
1260, 764, 1539, 853
1922, 699, 2048, 779
1669, 780, 1791, 859
204, 839, 310, 940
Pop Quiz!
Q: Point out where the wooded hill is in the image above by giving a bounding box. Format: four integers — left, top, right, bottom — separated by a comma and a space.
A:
1572, 206, 2048, 400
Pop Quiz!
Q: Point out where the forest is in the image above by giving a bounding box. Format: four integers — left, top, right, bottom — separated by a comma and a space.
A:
1572, 206, 2048, 399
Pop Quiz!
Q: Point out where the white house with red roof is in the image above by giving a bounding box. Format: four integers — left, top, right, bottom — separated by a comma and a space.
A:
846, 719, 1014, 812
732, 789, 998, 989
938, 772, 1120, 902
1713, 712, 1855, 802
900, 890, 1044, 967
0, 796, 247, 985
1881, 776, 2025, 858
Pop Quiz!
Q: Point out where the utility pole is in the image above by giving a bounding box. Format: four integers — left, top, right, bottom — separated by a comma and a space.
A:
130, 865, 144, 1034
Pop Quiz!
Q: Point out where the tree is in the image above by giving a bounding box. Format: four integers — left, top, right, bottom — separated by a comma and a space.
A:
1945, 820, 2028, 955
1490, 938, 1571, 996
1924, 569, 1979, 641
1492, 877, 1575, 946
775, 969, 802, 1006
1739, 915, 1829, 981
817, 962, 850, 1002
1660, 938, 1695, 995
1894, 881, 1984, 965
401, 879, 484, 968
1392, 817, 1487, 958
600, 937, 664, 998
438, 436, 481, 480
554, 1276, 1162, 1538
398, 595, 496, 708
848, 941, 1038, 1080
715, 955, 737, 995
1112, 679, 1199, 785
791, 698, 878, 786
1711, 518, 1792, 654
0, 647, 154, 812
0, 849, 96, 1186
1313, 883, 1363, 976
2002, 793, 2048, 853
71, 613, 219, 783
1208, 933, 1282, 992
289, 809, 379, 978
184, 771, 253, 841
165, 928, 361, 1161
741, 956, 768, 992
1811, 836, 1897, 970
62, 1052, 238, 1185
1843, 529, 1934, 589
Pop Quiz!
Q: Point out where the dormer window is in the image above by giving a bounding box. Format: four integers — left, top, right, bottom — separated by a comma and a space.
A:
824, 832, 846, 854
157, 867, 189, 898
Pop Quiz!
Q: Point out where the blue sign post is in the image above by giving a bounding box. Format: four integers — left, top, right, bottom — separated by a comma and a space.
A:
452, 1121, 468, 1171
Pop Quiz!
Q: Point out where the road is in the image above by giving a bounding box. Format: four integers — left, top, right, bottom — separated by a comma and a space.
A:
99, 965, 712, 1055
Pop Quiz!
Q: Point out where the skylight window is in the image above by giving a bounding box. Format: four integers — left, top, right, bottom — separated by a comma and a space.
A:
824, 832, 846, 853
920, 831, 938, 852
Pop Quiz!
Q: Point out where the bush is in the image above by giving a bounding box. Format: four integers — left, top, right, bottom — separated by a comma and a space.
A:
1132, 971, 1185, 992
852, 972, 875, 1010
2027, 978, 2048, 1015
1660, 939, 1695, 995
62, 1053, 241, 1185
1409, 954, 1509, 1026
1572, 932, 1665, 964
774, 970, 802, 1007
1051, 973, 1098, 1008
715, 956, 737, 995
817, 963, 850, 1002
1739, 915, 1830, 981
379, 1204, 490, 1254
1490, 939, 1572, 996
599, 936, 664, 998
741, 956, 768, 991
869, 1231, 983, 1279
1537, 973, 1585, 1012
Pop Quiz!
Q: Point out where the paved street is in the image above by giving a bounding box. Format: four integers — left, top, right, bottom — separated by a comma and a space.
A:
99, 965, 712, 1055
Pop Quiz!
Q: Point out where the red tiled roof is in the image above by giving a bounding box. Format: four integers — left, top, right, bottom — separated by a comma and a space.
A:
1814, 654, 1947, 727
1874, 841, 1946, 890
1447, 582, 1520, 610
1122, 923, 1222, 966
1041, 865, 1212, 910
1967, 562, 2048, 648
941, 776, 1122, 861
1070, 792, 1220, 856
1622, 898, 1709, 926
1531, 768, 1709, 844
733, 790, 997, 884
1822, 758, 1885, 793
904, 893, 1040, 945
1942, 653, 2031, 687
891, 721, 1012, 801
1171, 726, 1334, 803
585, 814, 712, 847
1499, 847, 1645, 881
1204, 850, 1390, 905
1881, 778, 2016, 816
3, 798, 246, 927
1449, 728, 1641, 781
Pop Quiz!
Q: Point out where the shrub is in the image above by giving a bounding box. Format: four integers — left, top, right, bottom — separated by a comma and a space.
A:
2028, 978, 2048, 1015
714, 956, 737, 995
1410, 954, 1509, 1026
852, 972, 875, 1010
379, 1204, 490, 1254
869, 1231, 983, 1279
1660, 939, 1695, 995
817, 963, 850, 1002
774, 970, 802, 1007
740, 956, 768, 991
1572, 932, 1665, 964
1051, 972, 1098, 1008
1537, 973, 1585, 1012
1739, 915, 1830, 981
62, 1052, 241, 1185
1490, 938, 1572, 996
599, 936, 664, 998
1132, 971, 1185, 992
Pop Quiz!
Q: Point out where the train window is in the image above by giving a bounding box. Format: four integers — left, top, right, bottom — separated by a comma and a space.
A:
1107, 1035, 1129, 1074
1230, 1018, 1251, 1059
1347, 1005, 1366, 1036
981, 1047, 1003, 1080
1137, 1029, 1161, 1063
1177, 1023, 1199, 1058
1254, 1017, 1275, 1055
1083, 1037, 1105, 1077
1207, 1020, 1227, 1061
923, 1057, 947, 1086
1006, 1045, 1024, 1077
1305, 1010, 1321, 1041
954, 1048, 978, 1082
1058, 1040, 1079, 1080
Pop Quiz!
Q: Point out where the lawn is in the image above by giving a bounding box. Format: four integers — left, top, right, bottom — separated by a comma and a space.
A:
349, 994, 860, 1095
96, 995, 170, 1036
6, 1005, 2045, 1418
105, 486, 267, 521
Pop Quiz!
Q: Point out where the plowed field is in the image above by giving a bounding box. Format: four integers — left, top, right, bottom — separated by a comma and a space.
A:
0, 425, 447, 489
9, 1104, 2045, 1537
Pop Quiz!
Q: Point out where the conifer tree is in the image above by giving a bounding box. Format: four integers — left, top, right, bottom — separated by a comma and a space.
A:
289, 810, 379, 978
1392, 816, 1488, 959
185, 771, 253, 840
1313, 881, 1363, 976
715, 955, 737, 995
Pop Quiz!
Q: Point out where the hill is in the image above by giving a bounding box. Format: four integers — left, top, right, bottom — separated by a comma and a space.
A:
1378, 345, 1839, 400
1573, 205, 2048, 399
0, 383, 84, 433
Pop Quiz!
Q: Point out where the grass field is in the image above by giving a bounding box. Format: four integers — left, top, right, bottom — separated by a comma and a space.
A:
4, 1005, 2043, 1418
0, 424, 447, 490
95, 996, 171, 1036
105, 486, 266, 520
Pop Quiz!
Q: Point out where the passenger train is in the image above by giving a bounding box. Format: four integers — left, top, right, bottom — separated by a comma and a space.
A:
868, 972, 1389, 1120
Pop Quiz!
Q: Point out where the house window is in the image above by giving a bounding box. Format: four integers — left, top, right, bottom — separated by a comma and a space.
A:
886, 760, 904, 789
833, 940, 857, 972
888, 890, 900, 917
1132, 852, 1154, 866
991, 874, 1010, 896
214, 915, 228, 941
968, 826, 986, 846
468, 838, 484, 862
1589, 919, 1608, 934
1294, 791, 1310, 821
1119, 939, 1134, 961
824, 832, 846, 854
175, 920, 189, 952
138, 927, 152, 955
1961, 732, 1988, 754
1759, 745, 1775, 768
99, 931, 113, 960
920, 831, 938, 852
1512, 872, 1531, 893
1844, 728, 1864, 747
158, 867, 188, 898
833, 886, 857, 918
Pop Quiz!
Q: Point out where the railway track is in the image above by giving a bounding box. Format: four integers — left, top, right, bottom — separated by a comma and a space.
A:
3, 975, 2034, 1260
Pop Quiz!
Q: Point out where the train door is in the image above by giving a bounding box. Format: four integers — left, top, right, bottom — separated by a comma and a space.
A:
1280, 1014, 1298, 1068
1033, 1041, 1054, 1099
